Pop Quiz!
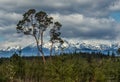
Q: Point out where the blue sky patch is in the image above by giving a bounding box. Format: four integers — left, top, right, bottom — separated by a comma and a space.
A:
110, 12, 120, 22
0, 37, 5, 42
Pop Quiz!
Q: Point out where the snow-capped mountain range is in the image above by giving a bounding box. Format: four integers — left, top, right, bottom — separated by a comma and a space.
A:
0, 42, 120, 57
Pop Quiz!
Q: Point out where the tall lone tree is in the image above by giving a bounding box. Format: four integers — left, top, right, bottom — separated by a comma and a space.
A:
16, 9, 63, 64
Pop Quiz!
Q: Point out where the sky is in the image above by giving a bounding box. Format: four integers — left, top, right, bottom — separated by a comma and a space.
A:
0, 0, 120, 49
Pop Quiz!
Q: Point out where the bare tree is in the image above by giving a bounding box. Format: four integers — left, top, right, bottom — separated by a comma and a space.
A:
16, 9, 56, 64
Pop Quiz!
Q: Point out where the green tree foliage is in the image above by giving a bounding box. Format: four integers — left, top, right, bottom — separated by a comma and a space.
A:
0, 53, 120, 82
10, 53, 25, 80
49, 22, 63, 60
16, 9, 63, 64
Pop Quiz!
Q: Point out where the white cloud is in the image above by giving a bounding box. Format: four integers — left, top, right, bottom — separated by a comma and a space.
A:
0, 12, 118, 49
0, 36, 35, 49
109, 0, 120, 11
0, 0, 119, 49
0, 11, 22, 23
51, 13, 116, 34
49, 13, 119, 42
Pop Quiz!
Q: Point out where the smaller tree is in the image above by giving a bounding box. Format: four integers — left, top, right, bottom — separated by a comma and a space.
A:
49, 22, 64, 59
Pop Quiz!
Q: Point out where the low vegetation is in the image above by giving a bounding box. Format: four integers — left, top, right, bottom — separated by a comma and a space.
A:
0, 52, 120, 82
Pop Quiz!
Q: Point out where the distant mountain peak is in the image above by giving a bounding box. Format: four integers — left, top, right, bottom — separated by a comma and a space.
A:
0, 41, 120, 57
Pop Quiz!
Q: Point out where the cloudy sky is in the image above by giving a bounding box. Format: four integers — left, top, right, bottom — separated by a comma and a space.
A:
0, 0, 120, 49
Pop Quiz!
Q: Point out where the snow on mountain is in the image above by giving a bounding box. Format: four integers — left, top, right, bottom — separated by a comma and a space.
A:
0, 41, 120, 57
0, 46, 20, 52
0, 42, 119, 52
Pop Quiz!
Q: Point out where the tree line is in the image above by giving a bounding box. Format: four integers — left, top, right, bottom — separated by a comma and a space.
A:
0, 52, 120, 82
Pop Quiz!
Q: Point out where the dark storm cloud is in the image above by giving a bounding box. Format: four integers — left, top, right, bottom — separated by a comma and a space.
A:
50, 13, 118, 40
61, 26, 117, 40
0, 0, 118, 16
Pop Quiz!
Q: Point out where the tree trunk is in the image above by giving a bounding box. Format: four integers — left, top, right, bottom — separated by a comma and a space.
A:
40, 49, 46, 64
34, 35, 46, 64
50, 42, 53, 61
40, 32, 46, 64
